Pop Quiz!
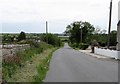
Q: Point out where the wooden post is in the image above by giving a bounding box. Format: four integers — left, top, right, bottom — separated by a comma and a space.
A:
107, 0, 112, 49
46, 21, 48, 43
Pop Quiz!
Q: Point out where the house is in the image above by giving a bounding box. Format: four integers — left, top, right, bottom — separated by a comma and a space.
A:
117, 1, 120, 51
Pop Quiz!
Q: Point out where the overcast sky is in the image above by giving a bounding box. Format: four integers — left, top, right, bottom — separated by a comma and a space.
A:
0, 0, 120, 33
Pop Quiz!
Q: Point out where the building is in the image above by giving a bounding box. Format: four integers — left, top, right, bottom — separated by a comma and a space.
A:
94, 1, 120, 59
117, 1, 120, 51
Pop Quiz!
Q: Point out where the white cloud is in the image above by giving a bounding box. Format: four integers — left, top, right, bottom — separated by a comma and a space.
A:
0, 0, 120, 33
0, 0, 118, 21
118, 2, 120, 20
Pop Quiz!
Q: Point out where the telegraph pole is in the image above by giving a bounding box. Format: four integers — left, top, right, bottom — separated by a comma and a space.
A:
81, 28, 82, 43
107, 0, 112, 49
46, 21, 48, 43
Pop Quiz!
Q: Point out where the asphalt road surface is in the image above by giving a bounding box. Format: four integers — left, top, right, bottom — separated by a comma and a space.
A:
45, 43, 118, 82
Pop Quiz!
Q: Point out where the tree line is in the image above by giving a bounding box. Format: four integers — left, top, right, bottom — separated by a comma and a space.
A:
2, 31, 62, 47
65, 21, 117, 49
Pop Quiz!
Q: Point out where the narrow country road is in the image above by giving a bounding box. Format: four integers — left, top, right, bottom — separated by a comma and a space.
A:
45, 43, 118, 82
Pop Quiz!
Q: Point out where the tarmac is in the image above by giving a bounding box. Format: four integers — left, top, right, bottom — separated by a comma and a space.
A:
45, 43, 118, 82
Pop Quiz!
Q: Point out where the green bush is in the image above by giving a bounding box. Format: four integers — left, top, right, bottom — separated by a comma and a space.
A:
79, 43, 89, 50
70, 43, 81, 49
40, 33, 62, 47
18, 31, 26, 41
69, 42, 89, 50
70, 43, 77, 48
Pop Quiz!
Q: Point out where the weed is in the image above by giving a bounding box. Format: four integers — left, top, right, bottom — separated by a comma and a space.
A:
2, 42, 53, 82
34, 48, 58, 82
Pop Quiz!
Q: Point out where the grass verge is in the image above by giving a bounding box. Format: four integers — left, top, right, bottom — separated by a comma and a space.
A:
2, 42, 56, 82
33, 48, 57, 82
5, 48, 57, 82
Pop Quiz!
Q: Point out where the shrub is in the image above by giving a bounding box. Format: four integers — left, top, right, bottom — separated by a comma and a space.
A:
79, 43, 89, 50
70, 43, 77, 48
18, 31, 26, 41
40, 33, 62, 47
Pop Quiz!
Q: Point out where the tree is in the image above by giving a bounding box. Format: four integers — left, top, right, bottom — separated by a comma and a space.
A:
100, 29, 107, 34
2, 34, 14, 43
93, 26, 101, 34
18, 31, 26, 41
40, 33, 62, 47
110, 30, 117, 46
65, 21, 95, 44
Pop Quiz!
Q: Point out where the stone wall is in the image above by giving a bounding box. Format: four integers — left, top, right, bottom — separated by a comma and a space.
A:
1, 44, 30, 57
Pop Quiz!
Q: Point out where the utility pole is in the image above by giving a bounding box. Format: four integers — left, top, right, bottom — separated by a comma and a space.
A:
81, 28, 82, 43
46, 21, 48, 43
107, 0, 112, 49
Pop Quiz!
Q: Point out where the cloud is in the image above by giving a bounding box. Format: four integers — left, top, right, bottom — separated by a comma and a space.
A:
0, 0, 118, 21
1, 0, 120, 33
118, 2, 120, 20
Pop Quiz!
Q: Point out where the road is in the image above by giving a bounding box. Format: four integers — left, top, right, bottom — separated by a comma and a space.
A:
45, 43, 118, 82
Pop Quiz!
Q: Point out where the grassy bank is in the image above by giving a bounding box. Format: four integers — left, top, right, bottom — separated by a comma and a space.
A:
33, 48, 57, 82
2, 42, 57, 82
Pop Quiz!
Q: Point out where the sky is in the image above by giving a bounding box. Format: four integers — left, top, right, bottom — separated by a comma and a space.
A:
118, 1, 120, 21
0, 0, 120, 33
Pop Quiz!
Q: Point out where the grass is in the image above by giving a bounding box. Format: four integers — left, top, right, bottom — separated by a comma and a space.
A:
6, 48, 57, 82
33, 48, 57, 82
2, 42, 55, 82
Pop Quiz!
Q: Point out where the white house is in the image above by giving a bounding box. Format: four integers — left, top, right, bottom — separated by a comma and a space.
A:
117, 1, 120, 51
94, 1, 120, 59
